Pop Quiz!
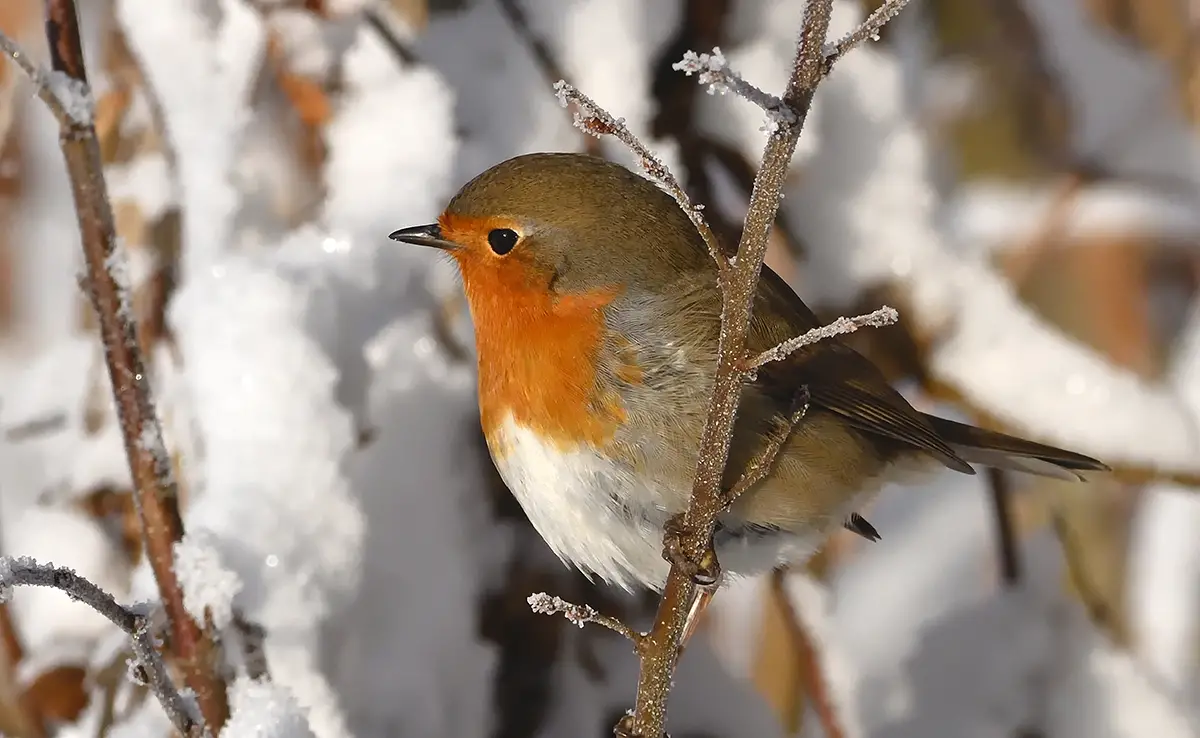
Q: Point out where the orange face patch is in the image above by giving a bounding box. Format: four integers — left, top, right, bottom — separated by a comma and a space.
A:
437, 211, 627, 452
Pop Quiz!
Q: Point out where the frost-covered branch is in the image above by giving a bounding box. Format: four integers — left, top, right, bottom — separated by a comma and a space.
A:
0, 1, 229, 729
553, 80, 729, 275
587, 1, 913, 735
0, 26, 90, 130
747, 306, 898, 369
673, 48, 797, 132
821, 0, 912, 71
0, 557, 201, 737
527, 593, 641, 645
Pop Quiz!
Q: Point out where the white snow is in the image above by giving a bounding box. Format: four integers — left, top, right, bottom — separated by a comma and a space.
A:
44, 70, 94, 125
114, 0, 265, 279
163, 233, 367, 738
106, 152, 178, 223
174, 532, 243, 630
222, 676, 317, 738
321, 21, 457, 241
1127, 302, 1200, 694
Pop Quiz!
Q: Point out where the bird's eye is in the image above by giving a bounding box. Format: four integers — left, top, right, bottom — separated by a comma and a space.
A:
487, 228, 519, 255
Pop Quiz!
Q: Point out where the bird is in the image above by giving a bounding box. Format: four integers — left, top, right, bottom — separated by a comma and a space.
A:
389, 152, 1108, 594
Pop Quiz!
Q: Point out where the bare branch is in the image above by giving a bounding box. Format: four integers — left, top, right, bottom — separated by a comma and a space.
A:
623, 4, 843, 736
726, 387, 811, 504
0, 557, 201, 737
747, 305, 898, 370
0, 2, 230, 728
553, 80, 730, 275
527, 593, 642, 646
601, 0, 914, 734
821, 0, 913, 72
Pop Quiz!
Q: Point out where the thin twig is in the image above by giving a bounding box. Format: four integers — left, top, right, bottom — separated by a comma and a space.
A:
2, 3, 230, 729
726, 387, 811, 503
527, 593, 642, 646
748, 306, 898, 370
620, 3, 841, 736
0, 557, 201, 737
617, 2, 914, 735
821, 0, 912, 71
673, 48, 797, 130
0, 33, 79, 128
553, 81, 730, 276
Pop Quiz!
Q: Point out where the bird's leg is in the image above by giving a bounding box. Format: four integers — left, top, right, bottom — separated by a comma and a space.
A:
662, 387, 813, 587
661, 514, 722, 587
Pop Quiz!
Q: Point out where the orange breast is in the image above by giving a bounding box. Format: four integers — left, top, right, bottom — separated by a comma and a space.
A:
451, 245, 627, 456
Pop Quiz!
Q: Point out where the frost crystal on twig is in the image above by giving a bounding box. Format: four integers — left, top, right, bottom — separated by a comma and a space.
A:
0, 556, 202, 736
552, 80, 729, 274
527, 592, 641, 644
673, 48, 797, 132
822, 0, 913, 70
749, 306, 899, 369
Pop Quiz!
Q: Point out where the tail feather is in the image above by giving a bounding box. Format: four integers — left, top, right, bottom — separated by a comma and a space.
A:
923, 415, 1109, 481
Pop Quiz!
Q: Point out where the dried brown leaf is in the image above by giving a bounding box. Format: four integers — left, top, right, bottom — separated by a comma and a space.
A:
19, 665, 88, 726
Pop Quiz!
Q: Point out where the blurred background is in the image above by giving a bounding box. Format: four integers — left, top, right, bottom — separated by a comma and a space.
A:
0, 0, 1198, 736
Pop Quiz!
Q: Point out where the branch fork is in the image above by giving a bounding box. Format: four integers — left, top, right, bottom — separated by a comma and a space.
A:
533, 6, 915, 736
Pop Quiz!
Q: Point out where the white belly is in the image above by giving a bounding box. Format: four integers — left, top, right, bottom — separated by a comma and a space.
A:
487, 414, 822, 591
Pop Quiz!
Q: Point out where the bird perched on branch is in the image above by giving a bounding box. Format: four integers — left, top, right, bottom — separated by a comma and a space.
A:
390, 152, 1107, 593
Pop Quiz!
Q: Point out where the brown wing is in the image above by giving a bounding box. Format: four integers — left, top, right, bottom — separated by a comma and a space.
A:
747, 266, 974, 475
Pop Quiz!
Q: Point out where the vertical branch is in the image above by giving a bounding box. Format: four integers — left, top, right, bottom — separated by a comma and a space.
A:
538, 2, 912, 733
626, 3, 838, 736
24, 1, 230, 730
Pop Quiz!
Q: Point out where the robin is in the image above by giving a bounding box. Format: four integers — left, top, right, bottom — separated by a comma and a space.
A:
389, 152, 1107, 594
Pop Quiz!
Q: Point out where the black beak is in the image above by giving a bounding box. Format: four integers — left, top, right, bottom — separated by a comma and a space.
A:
388, 223, 456, 251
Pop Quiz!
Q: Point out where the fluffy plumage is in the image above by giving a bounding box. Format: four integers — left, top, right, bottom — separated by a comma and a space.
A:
393, 152, 1108, 591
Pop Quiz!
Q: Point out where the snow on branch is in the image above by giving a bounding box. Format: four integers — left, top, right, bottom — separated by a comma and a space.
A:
930, 270, 1200, 476
0, 556, 201, 737
114, 0, 265, 278
748, 305, 899, 369
553, 80, 730, 275
169, 236, 364, 738
784, 0, 1200, 483
821, 0, 912, 70
0, 34, 93, 128
544, 2, 919, 736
